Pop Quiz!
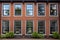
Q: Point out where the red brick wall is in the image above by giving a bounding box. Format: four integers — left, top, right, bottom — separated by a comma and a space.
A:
58, 3, 60, 34
0, 2, 59, 35
0, 3, 2, 34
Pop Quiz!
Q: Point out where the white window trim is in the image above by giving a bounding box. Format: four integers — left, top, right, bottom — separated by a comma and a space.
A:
1, 20, 10, 35
13, 20, 22, 35
37, 3, 46, 17
37, 20, 46, 35
25, 20, 34, 35
1, 3, 11, 17
25, 3, 34, 17
13, 3, 22, 17
49, 20, 59, 35
49, 3, 58, 17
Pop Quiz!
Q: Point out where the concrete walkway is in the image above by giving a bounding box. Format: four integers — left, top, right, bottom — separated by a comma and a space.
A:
0, 39, 60, 40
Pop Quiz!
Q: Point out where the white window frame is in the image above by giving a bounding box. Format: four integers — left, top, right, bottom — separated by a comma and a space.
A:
1, 3, 10, 17
49, 3, 58, 17
37, 20, 46, 35
13, 20, 22, 35
1, 20, 10, 35
25, 20, 34, 35
37, 3, 46, 17
49, 20, 59, 35
25, 3, 34, 17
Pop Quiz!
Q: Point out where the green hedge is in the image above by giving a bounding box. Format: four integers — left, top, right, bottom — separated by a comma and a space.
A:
32, 32, 44, 38
52, 32, 60, 39
0, 32, 14, 38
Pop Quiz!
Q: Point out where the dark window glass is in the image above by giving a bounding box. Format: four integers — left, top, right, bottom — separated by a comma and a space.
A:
38, 4, 45, 16
14, 20, 21, 34
3, 4, 10, 16
50, 4, 57, 16
26, 20, 33, 34
50, 20, 58, 34
26, 4, 33, 16
14, 4, 21, 16
2, 20, 9, 34
38, 20, 45, 34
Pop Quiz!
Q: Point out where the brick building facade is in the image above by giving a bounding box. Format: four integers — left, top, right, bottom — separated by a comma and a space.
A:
0, 0, 60, 36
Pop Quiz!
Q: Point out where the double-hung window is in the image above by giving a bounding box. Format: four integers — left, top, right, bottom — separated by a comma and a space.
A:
26, 20, 33, 34
50, 20, 58, 34
50, 4, 58, 16
38, 20, 45, 34
14, 4, 22, 16
38, 4, 45, 16
2, 4, 10, 16
2, 20, 9, 34
26, 4, 33, 16
14, 20, 21, 34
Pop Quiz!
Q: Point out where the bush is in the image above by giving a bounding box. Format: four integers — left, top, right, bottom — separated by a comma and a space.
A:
32, 32, 44, 38
32, 32, 39, 38
59, 35, 60, 39
5, 32, 10, 38
52, 32, 59, 39
38, 34, 44, 38
0, 35, 1, 38
9, 32, 14, 38
1, 35, 6, 38
0, 32, 14, 38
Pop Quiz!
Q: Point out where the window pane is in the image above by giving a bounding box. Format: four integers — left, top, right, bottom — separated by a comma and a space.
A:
2, 20, 9, 34
26, 20, 33, 34
38, 4, 45, 16
38, 20, 45, 34
50, 4, 57, 16
26, 4, 33, 16
14, 4, 21, 16
50, 20, 58, 34
14, 20, 21, 34
3, 4, 10, 16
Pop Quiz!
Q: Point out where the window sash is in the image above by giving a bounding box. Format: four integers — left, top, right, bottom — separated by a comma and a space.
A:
50, 20, 58, 34
14, 20, 21, 34
26, 4, 33, 16
38, 4, 45, 16
50, 4, 57, 16
2, 20, 9, 34
3, 4, 10, 16
14, 4, 21, 16
26, 20, 33, 34
38, 20, 45, 34
26, 27, 33, 34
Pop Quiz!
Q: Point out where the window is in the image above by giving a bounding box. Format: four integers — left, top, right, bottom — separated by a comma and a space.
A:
38, 20, 45, 34
2, 20, 9, 34
14, 4, 21, 16
26, 4, 33, 16
50, 4, 58, 16
26, 20, 33, 34
2, 4, 10, 16
14, 20, 21, 34
38, 4, 45, 16
50, 20, 58, 34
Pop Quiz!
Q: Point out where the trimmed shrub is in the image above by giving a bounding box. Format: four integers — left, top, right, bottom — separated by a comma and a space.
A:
32, 32, 39, 38
59, 35, 60, 39
38, 34, 44, 38
9, 32, 14, 38
0, 34, 6, 38
52, 32, 59, 39
0, 32, 14, 38
32, 32, 44, 38
5, 32, 10, 38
